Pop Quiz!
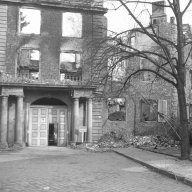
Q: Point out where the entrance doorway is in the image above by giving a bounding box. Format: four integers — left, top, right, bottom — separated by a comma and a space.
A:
29, 105, 67, 147
48, 123, 58, 146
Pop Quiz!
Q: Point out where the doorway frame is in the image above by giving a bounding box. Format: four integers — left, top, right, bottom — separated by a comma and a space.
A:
28, 105, 68, 147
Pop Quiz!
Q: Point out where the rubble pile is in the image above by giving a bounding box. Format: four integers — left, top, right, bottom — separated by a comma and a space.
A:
129, 135, 180, 148
69, 131, 180, 152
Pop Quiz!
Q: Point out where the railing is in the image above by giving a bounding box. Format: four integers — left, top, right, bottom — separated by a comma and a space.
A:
0, 72, 92, 87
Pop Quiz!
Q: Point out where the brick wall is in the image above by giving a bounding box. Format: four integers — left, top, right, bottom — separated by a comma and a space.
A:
40, 8, 61, 80
4, 3, 107, 81
6, 5, 19, 74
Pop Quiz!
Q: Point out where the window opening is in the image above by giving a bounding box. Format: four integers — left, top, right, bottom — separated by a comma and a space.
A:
19, 8, 41, 34
62, 12, 82, 37
18, 49, 40, 79
141, 99, 158, 122
60, 52, 81, 80
108, 98, 126, 121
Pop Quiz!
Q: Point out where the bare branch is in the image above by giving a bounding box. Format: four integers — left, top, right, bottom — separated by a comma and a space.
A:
182, 0, 192, 15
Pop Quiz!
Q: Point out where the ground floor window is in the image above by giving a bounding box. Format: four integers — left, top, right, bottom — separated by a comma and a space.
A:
140, 99, 167, 122
108, 98, 126, 121
141, 99, 158, 122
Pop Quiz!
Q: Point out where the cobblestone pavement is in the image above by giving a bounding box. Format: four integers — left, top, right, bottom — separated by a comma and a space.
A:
0, 147, 191, 192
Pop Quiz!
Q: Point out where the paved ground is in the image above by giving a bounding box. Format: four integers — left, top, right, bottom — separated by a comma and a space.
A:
140, 146, 192, 159
0, 147, 191, 192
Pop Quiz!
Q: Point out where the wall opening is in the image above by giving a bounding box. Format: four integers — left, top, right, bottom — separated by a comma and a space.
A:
48, 123, 58, 146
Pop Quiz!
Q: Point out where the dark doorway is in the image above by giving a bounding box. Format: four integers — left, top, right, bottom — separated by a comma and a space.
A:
48, 123, 58, 146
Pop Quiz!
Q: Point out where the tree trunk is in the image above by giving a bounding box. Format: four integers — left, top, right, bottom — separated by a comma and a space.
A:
175, 0, 190, 160
177, 82, 190, 160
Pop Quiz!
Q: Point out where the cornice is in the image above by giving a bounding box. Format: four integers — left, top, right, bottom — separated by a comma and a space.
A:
0, 0, 107, 14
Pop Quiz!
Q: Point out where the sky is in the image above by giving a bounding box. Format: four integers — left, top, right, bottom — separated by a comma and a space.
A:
104, 0, 192, 33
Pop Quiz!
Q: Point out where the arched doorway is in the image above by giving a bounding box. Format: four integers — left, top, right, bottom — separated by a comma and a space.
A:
29, 98, 68, 147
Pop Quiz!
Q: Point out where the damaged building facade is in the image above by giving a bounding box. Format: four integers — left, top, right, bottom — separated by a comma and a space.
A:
103, 1, 192, 137
0, 0, 191, 148
0, 0, 107, 147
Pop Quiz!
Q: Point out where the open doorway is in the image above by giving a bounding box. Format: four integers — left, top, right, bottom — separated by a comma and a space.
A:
48, 123, 58, 146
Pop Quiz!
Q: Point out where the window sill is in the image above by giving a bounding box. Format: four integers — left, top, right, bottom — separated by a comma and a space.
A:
61, 36, 84, 40
17, 33, 40, 37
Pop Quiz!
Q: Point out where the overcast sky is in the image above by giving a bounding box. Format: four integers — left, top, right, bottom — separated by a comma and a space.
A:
104, 0, 192, 33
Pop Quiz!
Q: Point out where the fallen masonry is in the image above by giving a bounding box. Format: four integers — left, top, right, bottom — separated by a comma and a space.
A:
69, 131, 181, 152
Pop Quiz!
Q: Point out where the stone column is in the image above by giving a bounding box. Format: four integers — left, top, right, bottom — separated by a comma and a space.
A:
15, 96, 24, 146
87, 98, 93, 143
0, 95, 8, 148
73, 98, 79, 143
25, 103, 30, 146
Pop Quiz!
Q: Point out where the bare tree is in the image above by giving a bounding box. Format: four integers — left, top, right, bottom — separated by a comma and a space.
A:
92, 0, 192, 159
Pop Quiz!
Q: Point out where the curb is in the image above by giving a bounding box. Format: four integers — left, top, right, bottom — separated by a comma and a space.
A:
113, 150, 192, 187
137, 147, 192, 162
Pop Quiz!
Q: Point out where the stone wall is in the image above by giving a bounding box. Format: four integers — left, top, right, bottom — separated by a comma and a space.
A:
92, 99, 103, 141
0, 5, 7, 72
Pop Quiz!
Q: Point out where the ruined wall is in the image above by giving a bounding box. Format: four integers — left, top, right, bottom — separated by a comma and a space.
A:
4, 2, 107, 81
133, 81, 173, 135
102, 95, 135, 135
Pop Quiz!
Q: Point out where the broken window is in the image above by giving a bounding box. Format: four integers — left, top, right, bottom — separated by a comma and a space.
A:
60, 52, 81, 71
62, 12, 82, 37
141, 99, 158, 122
60, 52, 81, 80
108, 98, 126, 121
18, 49, 40, 79
140, 99, 167, 122
19, 8, 41, 34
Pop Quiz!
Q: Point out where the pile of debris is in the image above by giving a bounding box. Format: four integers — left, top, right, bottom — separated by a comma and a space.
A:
70, 131, 180, 152
128, 135, 180, 148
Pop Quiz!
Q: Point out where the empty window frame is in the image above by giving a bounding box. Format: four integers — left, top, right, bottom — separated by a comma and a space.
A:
60, 52, 81, 70
140, 99, 167, 122
18, 49, 40, 79
19, 8, 41, 34
108, 98, 126, 121
140, 99, 158, 122
62, 12, 82, 37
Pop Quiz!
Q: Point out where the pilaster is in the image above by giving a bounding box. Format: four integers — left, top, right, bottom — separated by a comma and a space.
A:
73, 97, 79, 143
87, 98, 93, 142
0, 95, 8, 148
15, 96, 24, 146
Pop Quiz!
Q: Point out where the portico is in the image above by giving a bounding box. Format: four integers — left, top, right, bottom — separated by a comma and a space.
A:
0, 94, 24, 148
72, 96, 93, 143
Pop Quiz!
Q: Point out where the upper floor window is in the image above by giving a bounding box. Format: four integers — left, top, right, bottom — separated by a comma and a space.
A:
19, 8, 41, 34
62, 12, 82, 37
18, 49, 40, 79
60, 52, 81, 72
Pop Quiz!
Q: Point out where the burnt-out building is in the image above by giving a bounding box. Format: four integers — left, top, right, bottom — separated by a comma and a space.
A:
0, 0, 107, 147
